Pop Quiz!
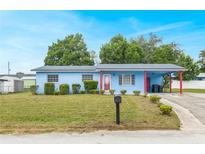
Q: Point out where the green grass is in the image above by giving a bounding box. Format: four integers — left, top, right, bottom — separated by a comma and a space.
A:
172, 88, 205, 93
0, 93, 180, 134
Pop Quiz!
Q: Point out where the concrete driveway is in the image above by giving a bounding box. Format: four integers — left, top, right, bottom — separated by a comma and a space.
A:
159, 93, 205, 125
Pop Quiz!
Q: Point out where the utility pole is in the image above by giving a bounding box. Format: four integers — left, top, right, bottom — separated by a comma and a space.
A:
8, 61, 11, 75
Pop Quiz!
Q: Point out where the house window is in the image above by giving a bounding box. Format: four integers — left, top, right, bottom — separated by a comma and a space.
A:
119, 74, 135, 85
123, 75, 131, 85
47, 75, 58, 82
82, 74, 93, 81
131, 74, 135, 85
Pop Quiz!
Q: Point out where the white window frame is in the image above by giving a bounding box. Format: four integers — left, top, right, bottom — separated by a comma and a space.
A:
122, 74, 132, 85
47, 74, 59, 82
82, 74, 93, 81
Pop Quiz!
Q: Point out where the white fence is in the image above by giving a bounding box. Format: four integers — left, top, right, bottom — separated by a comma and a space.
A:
172, 80, 205, 89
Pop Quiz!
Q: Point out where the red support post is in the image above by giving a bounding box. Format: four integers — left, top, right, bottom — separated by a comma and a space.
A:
170, 74, 172, 94
180, 71, 183, 95
144, 71, 147, 94
100, 71, 102, 90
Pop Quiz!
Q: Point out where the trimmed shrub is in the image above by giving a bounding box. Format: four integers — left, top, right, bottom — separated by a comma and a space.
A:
99, 90, 105, 95
120, 90, 127, 95
30, 85, 38, 95
149, 95, 161, 103
84, 80, 98, 92
59, 84, 69, 95
80, 90, 86, 94
72, 84, 81, 94
109, 89, 115, 95
44, 83, 55, 95
89, 89, 99, 94
160, 105, 173, 115
133, 90, 140, 96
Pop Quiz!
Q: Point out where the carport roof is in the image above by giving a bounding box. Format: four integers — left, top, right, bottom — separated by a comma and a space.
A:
96, 64, 186, 72
31, 64, 186, 72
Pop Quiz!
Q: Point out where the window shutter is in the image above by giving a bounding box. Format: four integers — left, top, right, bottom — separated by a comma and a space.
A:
131, 74, 135, 85
119, 75, 122, 85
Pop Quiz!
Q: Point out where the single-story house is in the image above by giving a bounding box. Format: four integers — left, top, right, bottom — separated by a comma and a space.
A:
31, 64, 186, 94
194, 73, 205, 81
0, 76, 24, 93
0, 73, 36, 90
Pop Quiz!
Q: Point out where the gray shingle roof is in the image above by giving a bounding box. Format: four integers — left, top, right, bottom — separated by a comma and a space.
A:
31, 66, 97, 72
31, 64, 186, 72
0, 79, 8, 82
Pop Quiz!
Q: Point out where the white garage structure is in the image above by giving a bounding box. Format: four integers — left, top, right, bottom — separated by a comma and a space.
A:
0, 79, 8, 93
0, 76, 24, 93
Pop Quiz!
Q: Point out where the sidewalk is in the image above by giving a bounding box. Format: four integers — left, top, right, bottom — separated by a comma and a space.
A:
1, 130, 205, 144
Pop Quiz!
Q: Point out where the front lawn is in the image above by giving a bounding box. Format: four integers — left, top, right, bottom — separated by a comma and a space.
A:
172, 88, 205, 93
0, 93, 180, 134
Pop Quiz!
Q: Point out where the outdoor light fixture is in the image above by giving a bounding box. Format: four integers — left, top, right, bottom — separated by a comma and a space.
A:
114, 95, 121, 125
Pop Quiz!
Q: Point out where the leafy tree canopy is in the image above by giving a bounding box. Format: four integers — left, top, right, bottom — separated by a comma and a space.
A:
99, 33, 200, 80
99, 34, 143, 64
198, 50, 205, 72
151, 43, 182, 64
175, 53, 200, 80
44, 33, 94, 66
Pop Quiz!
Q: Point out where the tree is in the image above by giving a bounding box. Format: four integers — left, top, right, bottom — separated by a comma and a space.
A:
136, 33, 162, 63
100, 34, 128, 64
175, 53, 200, 80
151, 43, 182, 64
99, 33, 199, 81
99, 34, 143, 64
44, 33, 94, 66
199, 50, 205, 72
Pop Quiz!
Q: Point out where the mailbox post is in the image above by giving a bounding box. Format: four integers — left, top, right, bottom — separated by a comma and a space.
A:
114, 95, 121, 125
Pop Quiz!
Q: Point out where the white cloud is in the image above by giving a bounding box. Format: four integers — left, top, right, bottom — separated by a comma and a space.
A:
129, 21, 192, 36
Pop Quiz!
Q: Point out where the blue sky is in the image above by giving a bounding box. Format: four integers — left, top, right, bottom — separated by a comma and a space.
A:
0, 10, 205, 74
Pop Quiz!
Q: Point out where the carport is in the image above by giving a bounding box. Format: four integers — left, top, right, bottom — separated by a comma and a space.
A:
144, 70, 184, 94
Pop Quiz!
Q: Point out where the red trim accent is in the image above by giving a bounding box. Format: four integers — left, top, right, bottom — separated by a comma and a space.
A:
180, 71, 183, 95
170, 74, 172, 93
100, 71, 102, 90
144, 71, 147, 94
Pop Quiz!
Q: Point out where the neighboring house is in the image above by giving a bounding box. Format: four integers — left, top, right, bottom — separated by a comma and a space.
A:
21, 76, 36, 89
31, 64, 185, 94
0, 73, 36, 90
172, 73, 205, 89
0, 76, 24, 93
195, 73, 205, 81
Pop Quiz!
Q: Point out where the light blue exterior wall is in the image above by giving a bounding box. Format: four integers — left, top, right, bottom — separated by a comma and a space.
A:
36, 72, 100, 94
101, 71, 145, 94
36, 71, 164, 94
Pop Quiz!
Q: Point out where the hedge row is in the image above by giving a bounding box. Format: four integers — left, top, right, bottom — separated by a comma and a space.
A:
44, 80, 98, 95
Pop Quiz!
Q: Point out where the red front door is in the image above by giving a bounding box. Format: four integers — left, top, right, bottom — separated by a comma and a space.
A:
104, 74, 111, 91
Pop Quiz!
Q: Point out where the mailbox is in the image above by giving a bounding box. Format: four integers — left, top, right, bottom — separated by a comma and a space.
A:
114, 95, 121, 104
114, 95, 121, 125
